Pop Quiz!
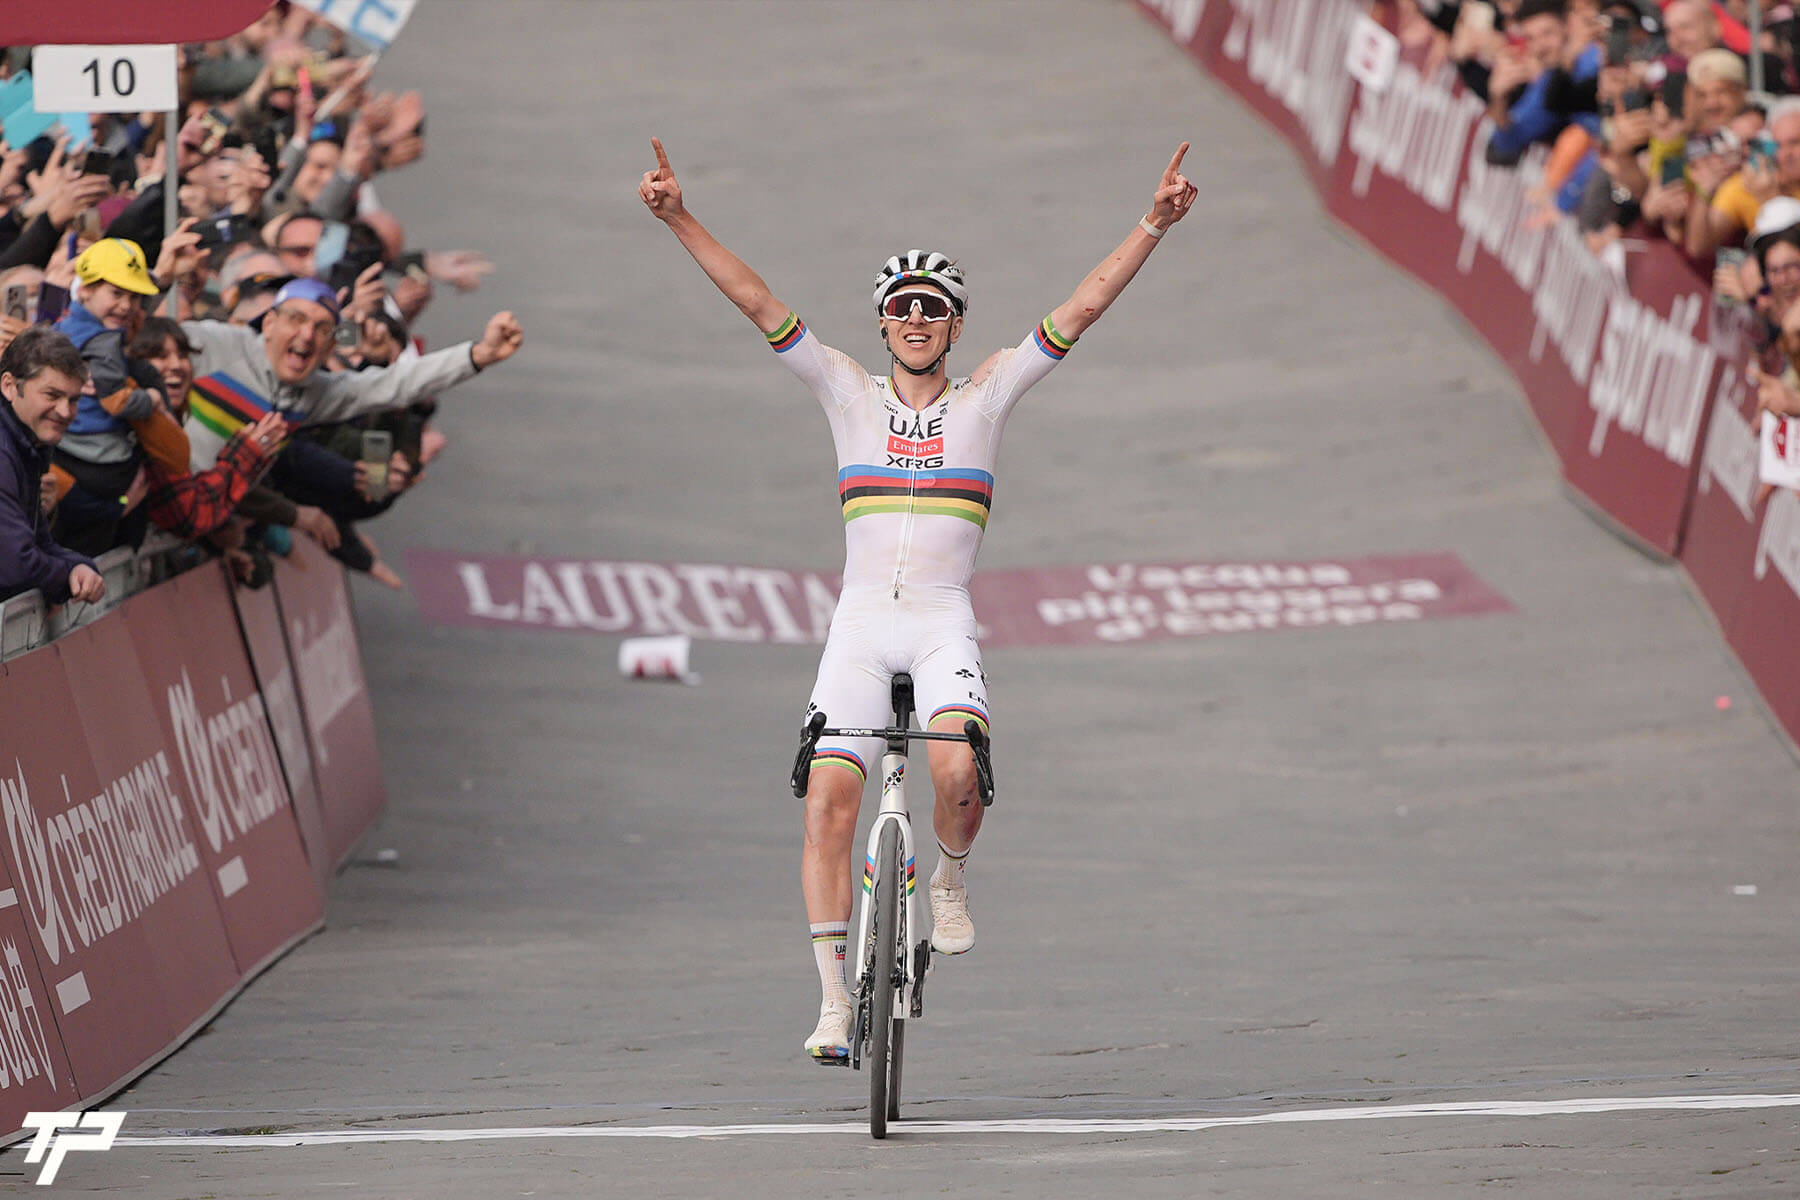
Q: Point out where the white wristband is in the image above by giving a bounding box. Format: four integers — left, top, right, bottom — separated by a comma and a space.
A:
1139, 215, 1165, 239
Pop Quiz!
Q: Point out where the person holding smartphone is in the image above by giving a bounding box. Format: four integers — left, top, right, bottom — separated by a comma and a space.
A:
1486, 0, 1604, 167
1689, 91, 1800, 261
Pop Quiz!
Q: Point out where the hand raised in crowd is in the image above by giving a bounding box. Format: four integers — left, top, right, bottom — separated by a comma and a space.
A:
1449, 2, 1502, 63
21, 135, 71, 217
391, 270, 433, 324
45, 172, 113, 231
240, 411, 288, 459
1714, 255, 1750, 303
471, 311, 523, 368
292, 504, 341, 550
0, 313, 26, 360
43, 227, 77, 290
1747, 362, 1800, 418
1686, 150, 1741, 201
0, 139, 27, 199
1488, 49, 1539, 101
173, 111, 220, 176
1641, 180, 1690, 225
1744, 154, 1781, 206
227, 148, 272, 215
153, 217, 205, 282
640, 137, 685, 221
341, 114, 380, 181
39, 471, 56, 515
425, 249, 492, 292
356, 451, 413, 500
66, 564, 105, 605
1608, 107, 1652, 158
339, 260, 386, 321
376, 90, 426, 169
1147, 142, 1197, 230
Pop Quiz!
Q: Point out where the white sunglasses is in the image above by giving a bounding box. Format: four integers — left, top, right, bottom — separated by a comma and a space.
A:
881, 290, 956, 322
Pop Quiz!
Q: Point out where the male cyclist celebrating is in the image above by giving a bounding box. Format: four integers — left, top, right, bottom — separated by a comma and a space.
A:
640, 136, 1196, 1062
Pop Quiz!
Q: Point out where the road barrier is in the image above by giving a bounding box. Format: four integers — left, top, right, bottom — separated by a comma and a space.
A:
0, 544, 384, 1135
1135, 0, 1800, 755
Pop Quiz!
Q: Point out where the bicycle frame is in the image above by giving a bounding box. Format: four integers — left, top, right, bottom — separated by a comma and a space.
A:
852, 745, 922, 1064
788, 685, 994, 1112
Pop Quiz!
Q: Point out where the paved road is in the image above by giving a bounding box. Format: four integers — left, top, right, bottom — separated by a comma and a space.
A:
22, 2, 1800, 1195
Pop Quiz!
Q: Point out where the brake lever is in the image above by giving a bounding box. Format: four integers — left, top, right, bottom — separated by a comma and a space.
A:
790, 710, 828, 798
964, 719, 995, 807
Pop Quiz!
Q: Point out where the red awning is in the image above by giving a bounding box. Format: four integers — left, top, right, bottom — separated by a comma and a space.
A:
3, 0, 277, 45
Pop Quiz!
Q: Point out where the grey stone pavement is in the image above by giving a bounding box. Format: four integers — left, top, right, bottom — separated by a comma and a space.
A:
14, 1, 1800, 1195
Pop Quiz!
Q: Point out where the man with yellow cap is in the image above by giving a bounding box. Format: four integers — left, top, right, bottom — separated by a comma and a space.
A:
48, 229, 201, 555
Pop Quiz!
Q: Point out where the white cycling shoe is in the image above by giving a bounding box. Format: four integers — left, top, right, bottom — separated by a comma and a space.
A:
805, 996, 853, 1064
930, 880, 975, 955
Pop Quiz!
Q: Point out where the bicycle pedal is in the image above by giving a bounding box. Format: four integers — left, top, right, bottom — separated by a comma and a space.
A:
808, 1051, 851, 1068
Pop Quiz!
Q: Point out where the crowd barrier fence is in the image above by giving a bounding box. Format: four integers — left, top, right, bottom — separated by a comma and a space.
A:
0, 535, 385, 1135
1135, 0, 1800, 754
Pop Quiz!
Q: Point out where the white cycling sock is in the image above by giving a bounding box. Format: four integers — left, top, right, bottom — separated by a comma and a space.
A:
931, 839, 970, 889
810, 922, 849, 1004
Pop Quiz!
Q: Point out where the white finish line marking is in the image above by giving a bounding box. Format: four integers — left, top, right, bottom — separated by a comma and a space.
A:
110, 1093, 1800, 1148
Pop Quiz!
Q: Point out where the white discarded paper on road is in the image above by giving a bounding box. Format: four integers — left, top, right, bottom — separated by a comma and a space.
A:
619, 635, 700, 685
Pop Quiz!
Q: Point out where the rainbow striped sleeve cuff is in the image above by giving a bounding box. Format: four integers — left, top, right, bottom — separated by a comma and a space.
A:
767, 312, 807, 353
1032, 315, 1075, 360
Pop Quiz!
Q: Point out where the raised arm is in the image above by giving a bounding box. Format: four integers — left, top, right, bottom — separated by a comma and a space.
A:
1046, 142, 1197, 342
640, 137, 790, 335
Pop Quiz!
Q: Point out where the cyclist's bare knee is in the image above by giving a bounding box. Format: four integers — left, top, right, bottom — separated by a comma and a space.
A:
926, 732, 979, 812
803, 767, 862, 845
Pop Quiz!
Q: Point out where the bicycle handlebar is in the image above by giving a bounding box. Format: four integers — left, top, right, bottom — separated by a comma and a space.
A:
790, 711, 995, 806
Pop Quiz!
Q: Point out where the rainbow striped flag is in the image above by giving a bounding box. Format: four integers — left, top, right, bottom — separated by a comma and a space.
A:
187, 371, 295, 441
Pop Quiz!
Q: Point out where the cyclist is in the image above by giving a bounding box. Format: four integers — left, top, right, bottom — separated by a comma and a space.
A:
640, 137, 1196, 1062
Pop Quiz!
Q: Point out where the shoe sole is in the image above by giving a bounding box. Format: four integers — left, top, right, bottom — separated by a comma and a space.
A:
807, 1047, 850, 1066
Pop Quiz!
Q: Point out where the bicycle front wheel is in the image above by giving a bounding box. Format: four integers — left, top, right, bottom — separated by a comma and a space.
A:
868, 820, 901, 1139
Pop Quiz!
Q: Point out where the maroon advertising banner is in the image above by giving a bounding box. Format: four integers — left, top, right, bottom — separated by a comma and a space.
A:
405, 550, 1510, 648
1134, 0, 1715, 556
272, 537, 386, 867
0, 844, 77, 1135
6, 0, 276, 44
123, 569, 325, 976
1684, 385, 1800, 738
229, 572, 332, 886
0, 640, 237, 1099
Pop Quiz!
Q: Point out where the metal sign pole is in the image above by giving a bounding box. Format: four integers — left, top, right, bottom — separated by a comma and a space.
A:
1750, 2, 1766, 97
163, 108, 177, 317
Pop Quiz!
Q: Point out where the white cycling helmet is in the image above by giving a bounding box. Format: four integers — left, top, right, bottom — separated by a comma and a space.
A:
872, 249, 969, 316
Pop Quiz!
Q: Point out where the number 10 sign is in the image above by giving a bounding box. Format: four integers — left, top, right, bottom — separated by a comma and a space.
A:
32, 45, 177, 114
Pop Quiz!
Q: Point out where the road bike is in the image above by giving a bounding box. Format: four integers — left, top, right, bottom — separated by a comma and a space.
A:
791, 671, 994, 1139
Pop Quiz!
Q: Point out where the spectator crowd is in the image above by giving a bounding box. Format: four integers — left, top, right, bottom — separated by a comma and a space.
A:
1395, 0, 1800, 450
0, 1, 522, 612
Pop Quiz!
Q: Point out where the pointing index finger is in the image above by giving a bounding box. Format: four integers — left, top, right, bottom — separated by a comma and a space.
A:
651, 137, 672, 173
1165, 141, 1190, 181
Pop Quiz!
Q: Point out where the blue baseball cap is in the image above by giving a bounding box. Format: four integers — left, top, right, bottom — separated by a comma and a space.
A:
270, 276, 341, 320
